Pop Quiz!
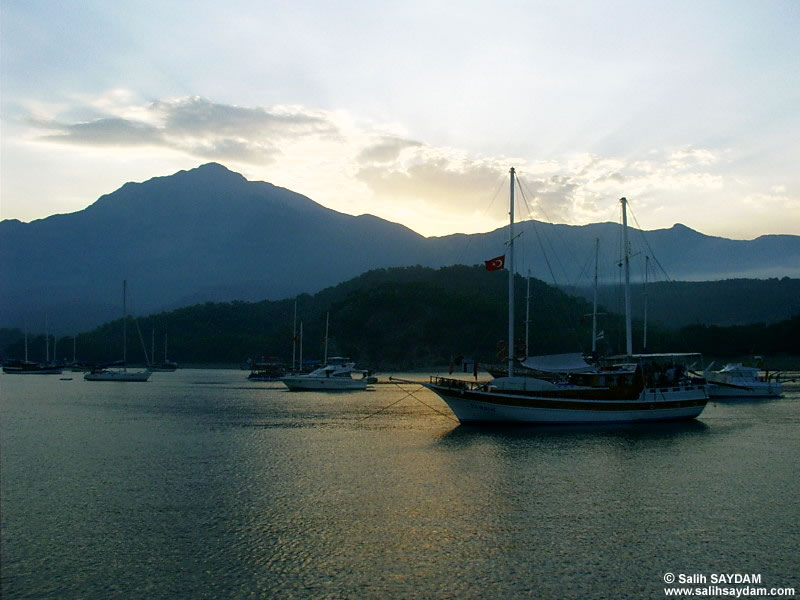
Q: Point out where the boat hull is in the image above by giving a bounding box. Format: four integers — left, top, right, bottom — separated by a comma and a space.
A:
84, 370, 151, 382
281, 376, 367, 391
707, 383, 782, 399
426, 382, 708, 424
3, 366, 64, 375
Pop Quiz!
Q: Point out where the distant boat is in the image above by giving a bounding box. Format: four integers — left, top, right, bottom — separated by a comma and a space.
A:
398, 169, 709, 424
148, 332, 178, 372
281, 357, 371, 391
2, 328, 63, 375
704, 363, 783, 398
85, 281, 151, 382
248, 356, 285, 381
2, 359, 64, 375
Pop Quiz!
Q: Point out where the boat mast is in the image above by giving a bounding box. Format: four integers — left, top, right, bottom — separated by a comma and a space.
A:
324, 312, 329, 365
620, 198, 632, 355
643, 254, 649, 352
73, 334, 77, 364
292, 299, 297, 371
299, 321, 303, 371
123, 280, 127, 370
592, 237, 599, 354
508, 167, 516, 378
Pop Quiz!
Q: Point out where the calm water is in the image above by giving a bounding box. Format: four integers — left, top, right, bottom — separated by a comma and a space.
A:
1, 369, 798, 599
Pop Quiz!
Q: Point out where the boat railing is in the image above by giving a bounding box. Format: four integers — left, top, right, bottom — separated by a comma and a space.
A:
430, 376, 487, 391
644, 383, 707, 396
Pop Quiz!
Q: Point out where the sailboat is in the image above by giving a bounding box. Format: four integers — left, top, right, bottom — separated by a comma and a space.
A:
148, 331, 178, 372
85, 281, 151, 382
401, 168, 709, 424
2, 322, 63, 375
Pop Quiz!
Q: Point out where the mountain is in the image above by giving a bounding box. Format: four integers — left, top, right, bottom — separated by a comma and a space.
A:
2, 163, 799, 333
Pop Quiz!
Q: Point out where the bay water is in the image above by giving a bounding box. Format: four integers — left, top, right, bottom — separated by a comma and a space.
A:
2, 369, 798, 599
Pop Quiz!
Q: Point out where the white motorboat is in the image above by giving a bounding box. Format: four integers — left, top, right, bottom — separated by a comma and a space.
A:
705, 363, 783, 398
281, 357, 371, 391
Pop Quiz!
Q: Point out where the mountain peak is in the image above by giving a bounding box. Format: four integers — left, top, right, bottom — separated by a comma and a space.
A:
173, 162, 248, 185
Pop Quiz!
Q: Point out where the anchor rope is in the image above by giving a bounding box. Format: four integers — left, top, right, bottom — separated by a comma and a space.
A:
359, 382, 459, 422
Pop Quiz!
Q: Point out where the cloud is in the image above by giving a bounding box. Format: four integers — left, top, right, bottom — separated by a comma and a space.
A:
31, 95, 338, 166
357, 136, 423, 163
152, 96, 335, 138
34, 117, 164, 146
23, 92, 765, 237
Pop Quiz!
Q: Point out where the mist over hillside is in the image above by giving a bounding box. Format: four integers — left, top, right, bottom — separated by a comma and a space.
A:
2, 163, 799, 334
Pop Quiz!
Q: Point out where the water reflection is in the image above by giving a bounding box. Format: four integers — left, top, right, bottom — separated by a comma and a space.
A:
436, 419, 709, 447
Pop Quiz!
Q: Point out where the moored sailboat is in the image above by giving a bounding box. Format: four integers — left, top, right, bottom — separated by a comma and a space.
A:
149, 331, 178, 372
405, 168, 709, 424
2, 327, 63, 375
85, 281, 151, 382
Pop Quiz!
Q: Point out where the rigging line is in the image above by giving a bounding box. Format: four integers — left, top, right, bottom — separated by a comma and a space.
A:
449, 175, 506, 267
517, 177, 576, 286
409, 391, 460, 422
361, 383, 459, 423
571, 251, 594, 290
626, 201, 672, 282
514, 179, 559, 285
517, 189, 560, 288
358, 387, 420, 421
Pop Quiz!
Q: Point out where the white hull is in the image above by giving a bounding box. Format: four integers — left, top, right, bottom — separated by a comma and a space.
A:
707, 382, 781, 399
705, 364, 783, 399
84, 370, 151, 382
282, 376, 367, 391
427, 382, 708, 424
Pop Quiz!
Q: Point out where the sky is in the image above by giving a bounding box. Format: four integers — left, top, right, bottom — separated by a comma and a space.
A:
1, 0, 798, 239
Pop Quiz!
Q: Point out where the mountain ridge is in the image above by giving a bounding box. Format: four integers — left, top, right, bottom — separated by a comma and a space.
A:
2, 163, 799, 334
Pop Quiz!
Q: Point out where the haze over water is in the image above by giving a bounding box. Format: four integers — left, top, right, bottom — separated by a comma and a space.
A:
2, 370, 798, 599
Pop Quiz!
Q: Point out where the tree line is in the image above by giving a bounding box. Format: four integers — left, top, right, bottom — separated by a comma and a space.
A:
1, 265, 798, 369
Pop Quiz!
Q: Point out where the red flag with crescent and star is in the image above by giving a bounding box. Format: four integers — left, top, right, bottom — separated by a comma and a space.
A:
484, 255, 505, 271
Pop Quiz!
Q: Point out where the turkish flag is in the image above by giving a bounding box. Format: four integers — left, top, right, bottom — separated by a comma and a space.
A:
484, 255, 505, 271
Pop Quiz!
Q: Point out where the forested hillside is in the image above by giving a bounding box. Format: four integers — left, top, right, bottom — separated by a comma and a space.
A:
2, 266, 798, 369
570, 278, 800, 327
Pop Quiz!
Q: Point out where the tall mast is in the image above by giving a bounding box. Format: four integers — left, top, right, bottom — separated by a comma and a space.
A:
508, 167, 516, 377
324, 312, 330, 365
73, 334, 77, 363
299, 321, 303, 371
292, 299, 297, 371
643, 254, 649, 352
592, 237, 599, 354
620, 198, 632, 355
151, 327, 155, 365
123, 280, 128, 369
45, 313, 49, 363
